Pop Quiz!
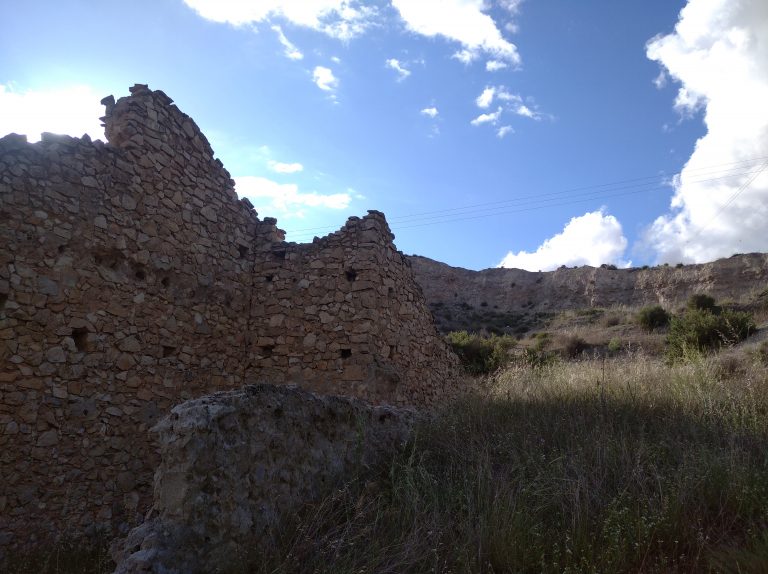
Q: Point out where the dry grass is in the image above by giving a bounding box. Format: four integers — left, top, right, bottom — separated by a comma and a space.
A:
521, 304, 668, 359
8, 337, 768, 573
249, 351, 768, 573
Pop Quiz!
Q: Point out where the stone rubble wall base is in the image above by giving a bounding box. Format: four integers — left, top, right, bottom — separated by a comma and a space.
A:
110, 383, 417, 574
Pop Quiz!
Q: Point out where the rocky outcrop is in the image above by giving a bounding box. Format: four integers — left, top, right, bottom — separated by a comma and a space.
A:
0, 84, 459, 557
410, 254, 768, 332
110, 384, 416, 574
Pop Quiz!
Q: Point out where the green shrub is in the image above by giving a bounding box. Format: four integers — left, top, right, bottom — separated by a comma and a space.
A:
517, 347, 556, 369
687, 293, 718, 313
608, 337, 622, 354
666, 308, 755, 360
636, 305, 671, 331
445, 331, 517, 375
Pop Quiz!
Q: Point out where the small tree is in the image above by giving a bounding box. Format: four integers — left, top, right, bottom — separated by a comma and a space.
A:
445, 331, 517, 375
666, 308, 755, 360
637, 305, 671, 331
686, 293, 718, 313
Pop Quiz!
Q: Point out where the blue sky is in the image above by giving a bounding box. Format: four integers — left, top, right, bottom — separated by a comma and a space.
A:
2, 0, 766, 271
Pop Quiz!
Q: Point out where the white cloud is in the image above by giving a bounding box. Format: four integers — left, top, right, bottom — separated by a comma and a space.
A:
498, 209, 629, 271
470, 107, 502, 126
272, 25, 303, 60
182, 0, 377, 40
486, 60, 507, 71
385, 58, 411, 80
420, 107, 439, 118
499, 0, 524, 16
235, 176, 352, 217
496, 125, 513, 138
476, 86, 495, 108
184, 0, 522, 66
515, 104, 536, 118
452, 49, 477, 65
472, 85, 547, 126
268, 160, 304, 174
391, 0, 521, 66
313, 66, 339, 92
0, 84, 105, 143
643, 0, 768, 263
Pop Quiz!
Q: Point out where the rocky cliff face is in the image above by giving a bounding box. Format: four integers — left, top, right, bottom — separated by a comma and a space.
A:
409, 253, 768, 333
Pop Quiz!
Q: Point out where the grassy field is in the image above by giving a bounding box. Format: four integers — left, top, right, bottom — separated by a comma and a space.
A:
253, 352, 768, 573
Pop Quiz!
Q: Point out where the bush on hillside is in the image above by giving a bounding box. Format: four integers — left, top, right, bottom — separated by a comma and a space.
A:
666, 307, 755, 360
636, 305, 671, 331
562, 334, 590, 358
445, 331, 517, 375
686, 293, 718, 313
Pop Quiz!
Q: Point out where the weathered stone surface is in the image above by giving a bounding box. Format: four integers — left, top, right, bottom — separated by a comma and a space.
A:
410, 254, 768, 331
0, 84, 460, 557
111, 384, 416, 574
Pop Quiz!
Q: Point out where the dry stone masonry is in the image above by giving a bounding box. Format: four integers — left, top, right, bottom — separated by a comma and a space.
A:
0, 84, 460, 556
111, 384, 416, 574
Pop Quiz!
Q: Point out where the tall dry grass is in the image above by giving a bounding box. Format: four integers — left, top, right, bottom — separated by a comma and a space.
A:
252, 352, 768, 573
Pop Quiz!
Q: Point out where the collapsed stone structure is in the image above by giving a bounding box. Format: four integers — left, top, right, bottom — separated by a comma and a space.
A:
112, 384, 416, 574
0, 85, 459, 555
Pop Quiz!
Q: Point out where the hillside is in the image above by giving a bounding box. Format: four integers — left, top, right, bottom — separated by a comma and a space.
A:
409, 252, 768, 335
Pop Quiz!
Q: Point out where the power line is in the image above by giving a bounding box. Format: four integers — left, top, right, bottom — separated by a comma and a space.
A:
684, 159, 768, 244
282, 158, 768, 241
284, 156, 767, 232
283, 156, 768, 232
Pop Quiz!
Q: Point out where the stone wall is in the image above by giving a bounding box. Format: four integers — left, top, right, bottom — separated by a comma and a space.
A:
111, 384, 416, 574
0, 84, 459, 555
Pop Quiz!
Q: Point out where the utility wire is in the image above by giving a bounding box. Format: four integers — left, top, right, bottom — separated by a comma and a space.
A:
288, 158, 768, 237
288, 156, 768, 233
684, 159, 768, 244
283, 158, 768, 241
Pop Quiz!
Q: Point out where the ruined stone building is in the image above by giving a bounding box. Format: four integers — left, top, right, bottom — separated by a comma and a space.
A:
0, 85, 459, 553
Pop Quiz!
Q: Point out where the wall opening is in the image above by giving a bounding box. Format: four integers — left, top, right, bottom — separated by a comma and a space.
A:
260, 345, 274, 358
345, 269, 357, 282
94, 248, 124, 270
135, 268, 146, 281
57, 245, 66, 254
71, 327, 89, 352
237, 245, 249, 259
162, 345, 176, 358
161, 277, 170, 288
340, 349, 352, 359
0, 293, 7, 312
265, 274, 274, 282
